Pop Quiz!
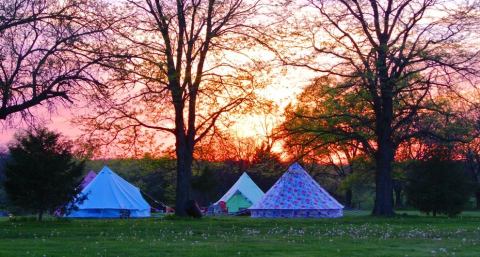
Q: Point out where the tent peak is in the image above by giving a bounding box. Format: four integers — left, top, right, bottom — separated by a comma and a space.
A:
99, 165, 114, 174
288, 162, 304, 173
240, 171, 251, 177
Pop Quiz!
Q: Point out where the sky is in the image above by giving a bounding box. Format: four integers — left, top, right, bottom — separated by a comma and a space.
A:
1, 0, 477, 160
0, 67, 315, 154
0, 106, 82, 147
233, 68, 314, 138
0, 2, 316, 153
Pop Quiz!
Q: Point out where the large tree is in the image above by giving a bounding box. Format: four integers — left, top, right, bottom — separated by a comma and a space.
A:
79, 0, 271, 215
280, 0, 480, 215
4, 127, 84, 221
0, 0, 110, 123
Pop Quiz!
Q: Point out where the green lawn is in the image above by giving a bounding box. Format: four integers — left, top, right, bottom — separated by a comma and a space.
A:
1, 211, 479, 257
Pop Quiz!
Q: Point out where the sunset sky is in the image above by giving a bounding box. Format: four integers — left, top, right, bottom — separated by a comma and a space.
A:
0, 67, 315, 152
2, 0, 475, 160
0, 105, 81, 146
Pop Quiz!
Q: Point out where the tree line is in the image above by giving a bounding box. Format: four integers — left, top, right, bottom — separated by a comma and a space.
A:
1, 127, 478, 219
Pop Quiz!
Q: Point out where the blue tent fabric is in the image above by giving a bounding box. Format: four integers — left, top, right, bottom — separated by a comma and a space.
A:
250, 163, 343, 218
67, 166, 150, 218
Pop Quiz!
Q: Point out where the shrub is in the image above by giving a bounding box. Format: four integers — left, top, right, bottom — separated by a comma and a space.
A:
405, 157, 473, 217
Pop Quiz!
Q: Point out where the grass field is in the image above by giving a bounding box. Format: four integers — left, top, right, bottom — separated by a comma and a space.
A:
1, 211, 479, 257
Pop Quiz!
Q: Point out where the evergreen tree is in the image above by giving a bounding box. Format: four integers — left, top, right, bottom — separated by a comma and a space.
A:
5, 128, 84, 220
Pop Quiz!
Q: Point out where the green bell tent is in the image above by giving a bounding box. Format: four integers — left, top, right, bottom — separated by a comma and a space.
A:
215, 172, 264, 213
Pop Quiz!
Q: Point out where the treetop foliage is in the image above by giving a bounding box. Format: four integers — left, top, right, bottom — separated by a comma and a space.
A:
4, 127, 84, 220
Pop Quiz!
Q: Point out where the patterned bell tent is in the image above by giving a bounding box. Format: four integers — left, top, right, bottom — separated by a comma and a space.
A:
250, 162, 343, 218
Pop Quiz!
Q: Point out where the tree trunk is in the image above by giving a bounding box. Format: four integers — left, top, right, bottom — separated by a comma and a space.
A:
172, 84, 194, 216
372, 135, 394, 216
394, 186, 403, 208
37, 210, 43, 221
345, 188, 353, 209
372, 101, 395, 216
373, 155, 394, 216
372, 42, 395, 217
175, 133, 193, 217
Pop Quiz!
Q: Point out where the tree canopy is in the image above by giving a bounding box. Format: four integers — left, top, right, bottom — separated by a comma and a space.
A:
0, 0, 111, 123
77, 0, 274, 216
277, 0, 480, 215
406, 146, 474, 217
4, 127, 84, 220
